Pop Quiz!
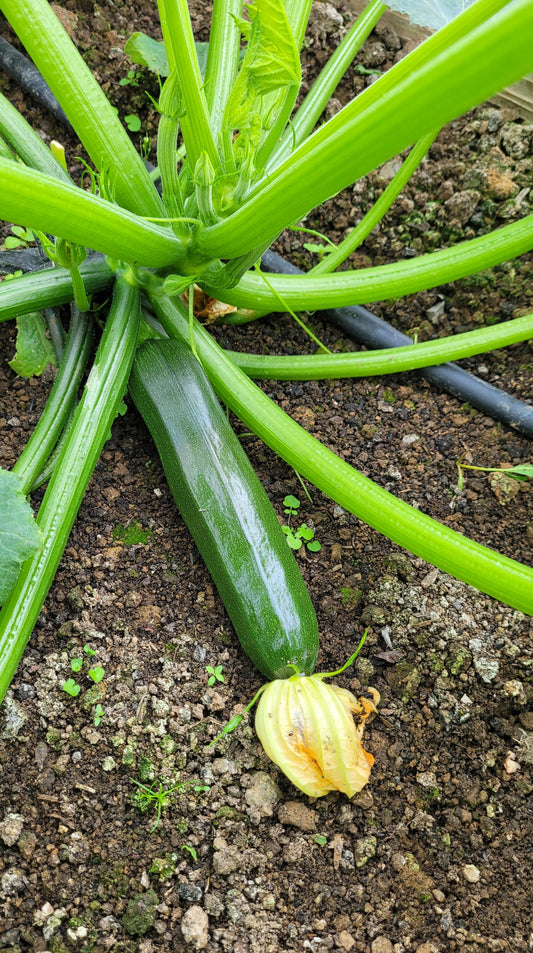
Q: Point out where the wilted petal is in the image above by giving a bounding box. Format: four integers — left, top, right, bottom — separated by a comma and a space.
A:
255, 674, 378, 798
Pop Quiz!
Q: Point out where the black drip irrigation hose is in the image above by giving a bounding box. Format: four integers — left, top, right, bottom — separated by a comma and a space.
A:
261, 250, 533, 439
0, 33, 531, 438
0, 34, 73, 132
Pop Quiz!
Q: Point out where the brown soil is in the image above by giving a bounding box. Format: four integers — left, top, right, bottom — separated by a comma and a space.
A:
1, 3, 532, 953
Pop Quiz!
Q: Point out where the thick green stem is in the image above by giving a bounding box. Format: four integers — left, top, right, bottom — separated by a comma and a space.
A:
157, 73, 186, 230
13, 307, 93, 494
0, 0, 163, 217
0, 279, 140, 703
214, 214, 533, 311
0, 258, 113, 324
150, 294, 533, 615
157, 0, 219, 170
0, 91, 71, 182
224, 312, 533, 379
0, 161, 185, 269
204, 0, 242, 139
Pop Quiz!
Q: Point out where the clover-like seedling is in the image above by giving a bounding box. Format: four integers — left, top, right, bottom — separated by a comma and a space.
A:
206, 664, 224, 686
281, 495, 321, 553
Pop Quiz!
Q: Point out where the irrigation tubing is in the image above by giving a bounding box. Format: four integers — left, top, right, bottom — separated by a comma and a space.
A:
0, 35, 72, 132
261, 250, 533, 439
0, 35, 531, 438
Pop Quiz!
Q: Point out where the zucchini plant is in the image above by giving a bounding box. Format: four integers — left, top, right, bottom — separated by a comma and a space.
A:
0, 0, 532, 793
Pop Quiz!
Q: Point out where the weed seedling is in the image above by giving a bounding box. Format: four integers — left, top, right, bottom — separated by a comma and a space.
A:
206, 664, 224, 686
456, 459, 533, 490
62, 678, 81, 698
124, 113, 141, 132
119, 69, 140, 88
281, 495, 321, 552
181, 844, 198, 861
131, 777, 209, 832
3, 225, 35, 250
61, 644, 105, 702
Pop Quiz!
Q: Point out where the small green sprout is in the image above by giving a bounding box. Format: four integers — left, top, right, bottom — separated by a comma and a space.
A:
125, 113, 141, 132
1, 269, 23, 281
314, 834, 328, 846
94, 703, 104, 726
353, 63, 382, 77
62, 645, 104, 697
302, 241, 334, 259
131, 777, 209, 832
119, 68, 140, 87
88, 666, 105, 684
4, 225, 35, 250
62, 678, 81, 697
281, 495, 321, 553
181, 844, 198, 861
206, 664, 224, 686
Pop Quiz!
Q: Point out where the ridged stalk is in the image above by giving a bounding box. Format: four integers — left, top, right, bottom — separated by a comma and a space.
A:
225, 312, 533, 379
0, 280, 140, 702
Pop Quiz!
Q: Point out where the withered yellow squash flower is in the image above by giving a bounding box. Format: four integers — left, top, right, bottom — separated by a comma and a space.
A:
255, 673, 379, 797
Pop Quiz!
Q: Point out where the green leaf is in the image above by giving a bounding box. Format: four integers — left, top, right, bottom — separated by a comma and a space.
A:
224, 0, 300, 131
125, 32, 209, 79
88, 666, 105, 683
283, 495, 300, 510
62, 678, 81, 697
306, 540, 322, 552
387, 0, 476, 31
0, 469, 42, 604
504, 464, 533, 481
71, 658, 83, 672
125, 114, 141, 132
297, 523, 313, 540
8, 312, 57, 378
286, 535, 303, 550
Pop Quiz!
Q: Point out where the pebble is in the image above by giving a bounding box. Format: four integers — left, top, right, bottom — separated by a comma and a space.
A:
0, 693, 27, 738
371, 938, 393, 953
416, 771, 437, 788
353, 835, 377, 867
337, 930, 356, 951
244, 772, 281, 819
463, 863, 481, 883
1, 868, 28, 895
181, 904, 209, 949
278, 801, 317, 832
179, 883, 204, 902
0, 812, 24, 846
212, 847, 241, 876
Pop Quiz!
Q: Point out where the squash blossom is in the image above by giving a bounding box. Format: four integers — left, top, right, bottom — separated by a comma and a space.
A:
255, 673, 379, 798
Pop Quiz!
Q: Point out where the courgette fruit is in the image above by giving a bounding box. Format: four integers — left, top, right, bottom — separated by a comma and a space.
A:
129, 339, 319, 680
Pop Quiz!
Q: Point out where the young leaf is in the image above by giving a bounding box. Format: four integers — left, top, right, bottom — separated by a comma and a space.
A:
8, 312, 57, 378
62, 678, 81, 697
224, 0, 300, 132
504, 465, 533, 481
88, 666, 105, 684
125, 32, 209, 79
0, 469, 42, 604
125, 32, 170, 76
387, 0, 476, 31
307, 540, 322, 552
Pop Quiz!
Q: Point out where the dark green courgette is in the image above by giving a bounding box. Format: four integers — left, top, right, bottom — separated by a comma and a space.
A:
129, 339, 319, 680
